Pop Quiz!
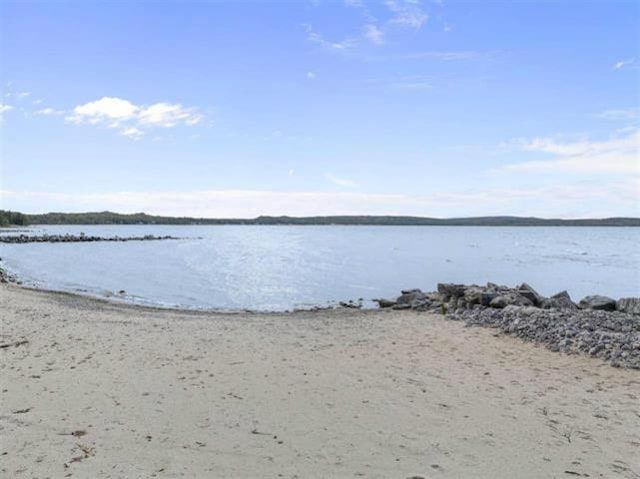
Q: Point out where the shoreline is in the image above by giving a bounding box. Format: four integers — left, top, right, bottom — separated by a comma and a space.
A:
2, 283, 639, 478
2, 272, 639, 369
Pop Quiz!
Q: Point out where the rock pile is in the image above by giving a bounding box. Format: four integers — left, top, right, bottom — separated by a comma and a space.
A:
376, 282, 640, 369
0, 234, 181, 244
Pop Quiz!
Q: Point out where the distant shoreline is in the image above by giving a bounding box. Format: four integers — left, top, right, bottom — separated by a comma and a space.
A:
2, 210, 640, 227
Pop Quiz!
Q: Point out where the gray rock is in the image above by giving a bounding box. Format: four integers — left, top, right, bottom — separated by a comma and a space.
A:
617, 297, 640, 315
437, 283, 465, 301
489, 293, 533, 309
579, 295, 616, 311
481, 292, 498, 306
396, 289, 427, 306
517, 283, 544, 306
542, 290, 577, 310
375, 298, 396, 308
401, 288, 423, 295
463, 286, 484, 305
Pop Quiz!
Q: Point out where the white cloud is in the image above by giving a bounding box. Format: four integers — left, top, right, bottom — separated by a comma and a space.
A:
325, 174, 360, 188
17, 91, 31, 98
34, 107, 64, 116
506, 129, 640, 175
614, 58, 636, 70
66, 96, 202, 139
306, 71, 316, 80
305, 24, 358, 50
596, 108, 639, 121
67, 97, 138, 124
385, 0, 428, 29
138, 102, 202, 127
363, 24, 384, 44
3, 181, 638, 218
0, 104, 13, 121
120, 127, 144, 140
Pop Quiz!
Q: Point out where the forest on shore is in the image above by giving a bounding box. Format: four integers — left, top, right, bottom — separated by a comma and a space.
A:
1, 210, 639, 227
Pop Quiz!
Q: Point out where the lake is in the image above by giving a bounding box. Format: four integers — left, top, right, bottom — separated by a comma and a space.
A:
1, 225, 638, 311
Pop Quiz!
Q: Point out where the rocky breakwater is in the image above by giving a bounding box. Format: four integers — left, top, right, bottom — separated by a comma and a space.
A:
376, 283, 640, 369
0, 233, 182, 244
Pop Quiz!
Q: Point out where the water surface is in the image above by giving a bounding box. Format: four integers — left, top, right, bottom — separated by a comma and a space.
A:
1, 225, 638, 310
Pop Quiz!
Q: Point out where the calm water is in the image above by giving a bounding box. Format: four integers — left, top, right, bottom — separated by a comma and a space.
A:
1, 225, 638, 311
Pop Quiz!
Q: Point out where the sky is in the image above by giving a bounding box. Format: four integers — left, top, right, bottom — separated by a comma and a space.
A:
0, 0, 638, 218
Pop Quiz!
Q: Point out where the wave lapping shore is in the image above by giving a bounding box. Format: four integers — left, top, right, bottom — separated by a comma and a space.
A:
377, 283, 640, 369
0, 233, 181, 244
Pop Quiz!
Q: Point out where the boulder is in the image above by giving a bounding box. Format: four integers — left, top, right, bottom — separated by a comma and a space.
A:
463, 286, 484, 305
489, 293, 533, 309
616, 297, 640, 315
578, 295, 616, 311
517, 283, 544, 307
375, 298, 396, 308
437, 283, 466, 301
481, 292, 499, 306
396, 289, 427, 306
542, 290, 577, 310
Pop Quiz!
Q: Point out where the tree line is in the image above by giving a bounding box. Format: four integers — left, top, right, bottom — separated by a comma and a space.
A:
0, 210, 639, 226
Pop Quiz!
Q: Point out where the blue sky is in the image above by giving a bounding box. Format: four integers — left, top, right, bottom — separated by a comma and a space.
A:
1, 0, 638, 218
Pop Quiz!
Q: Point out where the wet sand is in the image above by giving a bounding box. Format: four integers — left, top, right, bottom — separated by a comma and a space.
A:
1, 284, 639, 478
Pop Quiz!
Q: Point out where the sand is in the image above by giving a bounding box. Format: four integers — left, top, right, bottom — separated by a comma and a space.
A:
1, 284, 639, 479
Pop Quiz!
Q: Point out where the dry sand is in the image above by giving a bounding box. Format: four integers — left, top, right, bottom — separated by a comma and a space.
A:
1, 283, 639, 478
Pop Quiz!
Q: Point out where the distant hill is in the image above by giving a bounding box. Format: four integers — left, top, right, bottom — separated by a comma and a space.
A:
1, 210, 639, 226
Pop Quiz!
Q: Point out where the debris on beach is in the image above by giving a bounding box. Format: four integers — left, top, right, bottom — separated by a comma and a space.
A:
378, 283, 640, 369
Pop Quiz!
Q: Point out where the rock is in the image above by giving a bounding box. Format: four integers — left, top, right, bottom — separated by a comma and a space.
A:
617, 297, 640, 315
517, 283, 544, 306
437, 283, 466, 301
375, 298, 396, 308
392, 303, 412, 310
446, 306, 640, 369
542, 290, 577, 310
489, 293, 533, 309
339, 301, 361, 309
396, 289, 427, 306
481, 292, 498, 306
401, 288, 422, 295
578, 295, 616, 311
463, 286, 484, 305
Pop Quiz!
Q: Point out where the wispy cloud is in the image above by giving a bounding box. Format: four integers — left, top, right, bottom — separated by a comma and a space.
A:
120, 126, 144, 140
363, 24, 384, 44
33, 107, 64, 116
0, 104, 13, 114
304, 24, 358, 51
325, 173, 360, 187
307, 0, 429, 50
306, 71, 316, 80
385, 0, 428, 29
596, 108, 639, 121
3, 181, 638, 218
65, 96, 203, 139
505, 129, 639, 175
614, 57, 636, 70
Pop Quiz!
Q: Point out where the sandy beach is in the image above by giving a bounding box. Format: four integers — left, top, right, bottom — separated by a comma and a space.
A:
1, 284, 639, 479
